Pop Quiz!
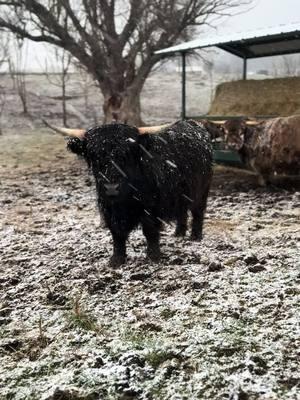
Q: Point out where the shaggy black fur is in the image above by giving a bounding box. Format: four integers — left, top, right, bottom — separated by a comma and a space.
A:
67, 120, 213, 267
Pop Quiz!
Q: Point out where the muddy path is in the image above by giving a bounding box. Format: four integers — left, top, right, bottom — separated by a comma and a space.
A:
0, 132, 299, 399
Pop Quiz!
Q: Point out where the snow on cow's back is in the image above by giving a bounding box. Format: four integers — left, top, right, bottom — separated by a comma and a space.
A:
84, 123, 139, 151
149, 119, 213, 175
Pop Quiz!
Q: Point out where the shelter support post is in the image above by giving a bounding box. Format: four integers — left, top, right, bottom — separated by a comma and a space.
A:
181, 51, 186, 119
243, 57, 247, 80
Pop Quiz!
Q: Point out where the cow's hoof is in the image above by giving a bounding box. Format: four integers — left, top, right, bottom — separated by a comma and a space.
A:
146, 250, 162, 263
174, 228, 187, 237
190, 234, 202, 242
109, 255, 126, 268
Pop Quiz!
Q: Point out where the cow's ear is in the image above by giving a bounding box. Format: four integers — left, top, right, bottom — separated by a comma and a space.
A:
235, 133, 245, 150
67, 137, 86, 156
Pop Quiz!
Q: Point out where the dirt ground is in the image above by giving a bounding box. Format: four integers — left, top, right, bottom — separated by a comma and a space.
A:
0, 130, 299, 400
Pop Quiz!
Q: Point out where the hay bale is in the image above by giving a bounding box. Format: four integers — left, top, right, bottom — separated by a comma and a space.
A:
209, 77, 300, 117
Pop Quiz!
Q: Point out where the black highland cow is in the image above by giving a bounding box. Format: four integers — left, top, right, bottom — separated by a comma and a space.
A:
67, 120, 213, 267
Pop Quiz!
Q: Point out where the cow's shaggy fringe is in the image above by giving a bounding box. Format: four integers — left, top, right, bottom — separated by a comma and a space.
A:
67, 120, 213, 267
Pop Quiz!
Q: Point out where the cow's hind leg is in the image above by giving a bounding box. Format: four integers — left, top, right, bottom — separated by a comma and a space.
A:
190, 186, 210, 241
190, 208, 204, 241
142, 219, 162, 262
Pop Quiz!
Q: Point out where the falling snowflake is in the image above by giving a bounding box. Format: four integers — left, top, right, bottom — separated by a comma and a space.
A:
157, 136, 168, 145
98, 171, 110, 183
139, 144, 153, 159
111, 160, 127, 178
166, 160, 177, 168
128, 183, 138, 192
182, 194, 193, 203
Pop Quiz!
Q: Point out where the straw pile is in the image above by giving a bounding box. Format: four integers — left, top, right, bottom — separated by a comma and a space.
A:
209, 77, 300, 117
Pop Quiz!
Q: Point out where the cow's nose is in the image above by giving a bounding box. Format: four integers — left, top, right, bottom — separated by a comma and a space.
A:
104, 183, 120, 197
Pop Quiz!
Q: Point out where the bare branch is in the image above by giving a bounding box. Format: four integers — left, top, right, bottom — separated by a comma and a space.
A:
0, 0, 252, 124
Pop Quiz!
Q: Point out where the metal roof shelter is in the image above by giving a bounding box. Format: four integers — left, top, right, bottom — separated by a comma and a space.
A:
155, 22, 300, 118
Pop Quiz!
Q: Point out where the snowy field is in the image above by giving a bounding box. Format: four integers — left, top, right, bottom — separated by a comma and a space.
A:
0, 131, 299, 399
0, 72, 299, 399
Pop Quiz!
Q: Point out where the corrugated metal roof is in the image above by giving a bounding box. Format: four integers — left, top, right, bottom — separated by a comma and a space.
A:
155, 22, 300, 59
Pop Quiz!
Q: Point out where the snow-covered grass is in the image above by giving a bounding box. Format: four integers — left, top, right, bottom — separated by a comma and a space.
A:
0, 132, 299, 399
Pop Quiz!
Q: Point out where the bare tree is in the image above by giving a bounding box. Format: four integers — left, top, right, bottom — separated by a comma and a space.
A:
0, 0, 250, 124
272, 59, 280, 78
0, 30, 9, 69
45, 48, 72, 126
0, 32, 9, 134
0, 82, 6, 134
281, 55, 300, 77
75, 64, 97, 118
272, 54, 300, 78
8, 39, 29, 115
203, 57, 215, 106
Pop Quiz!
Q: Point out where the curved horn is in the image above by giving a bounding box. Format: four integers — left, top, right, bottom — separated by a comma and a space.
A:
138, 123, 171, 135
246, 120, 261, 126
207, 120, 260, 126
42, 119, 86, 138
208, 120, 227, 125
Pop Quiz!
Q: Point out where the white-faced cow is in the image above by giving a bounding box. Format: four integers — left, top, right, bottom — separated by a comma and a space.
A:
222, 115, 300, 185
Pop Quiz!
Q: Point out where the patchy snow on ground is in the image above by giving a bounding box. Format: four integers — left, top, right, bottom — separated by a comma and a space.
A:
0, 132, 299, 399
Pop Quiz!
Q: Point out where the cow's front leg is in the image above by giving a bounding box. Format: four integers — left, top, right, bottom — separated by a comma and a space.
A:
174, 207, 188, 237
110, 231, 127, 268
142, 219, 162, 262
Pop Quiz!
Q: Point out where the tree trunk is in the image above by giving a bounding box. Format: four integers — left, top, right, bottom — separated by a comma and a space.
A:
62, 74, 69, 127
102, 88, 143, 126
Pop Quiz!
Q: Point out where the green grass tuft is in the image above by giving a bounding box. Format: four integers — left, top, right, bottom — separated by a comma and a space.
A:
66, 297, 100, 332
